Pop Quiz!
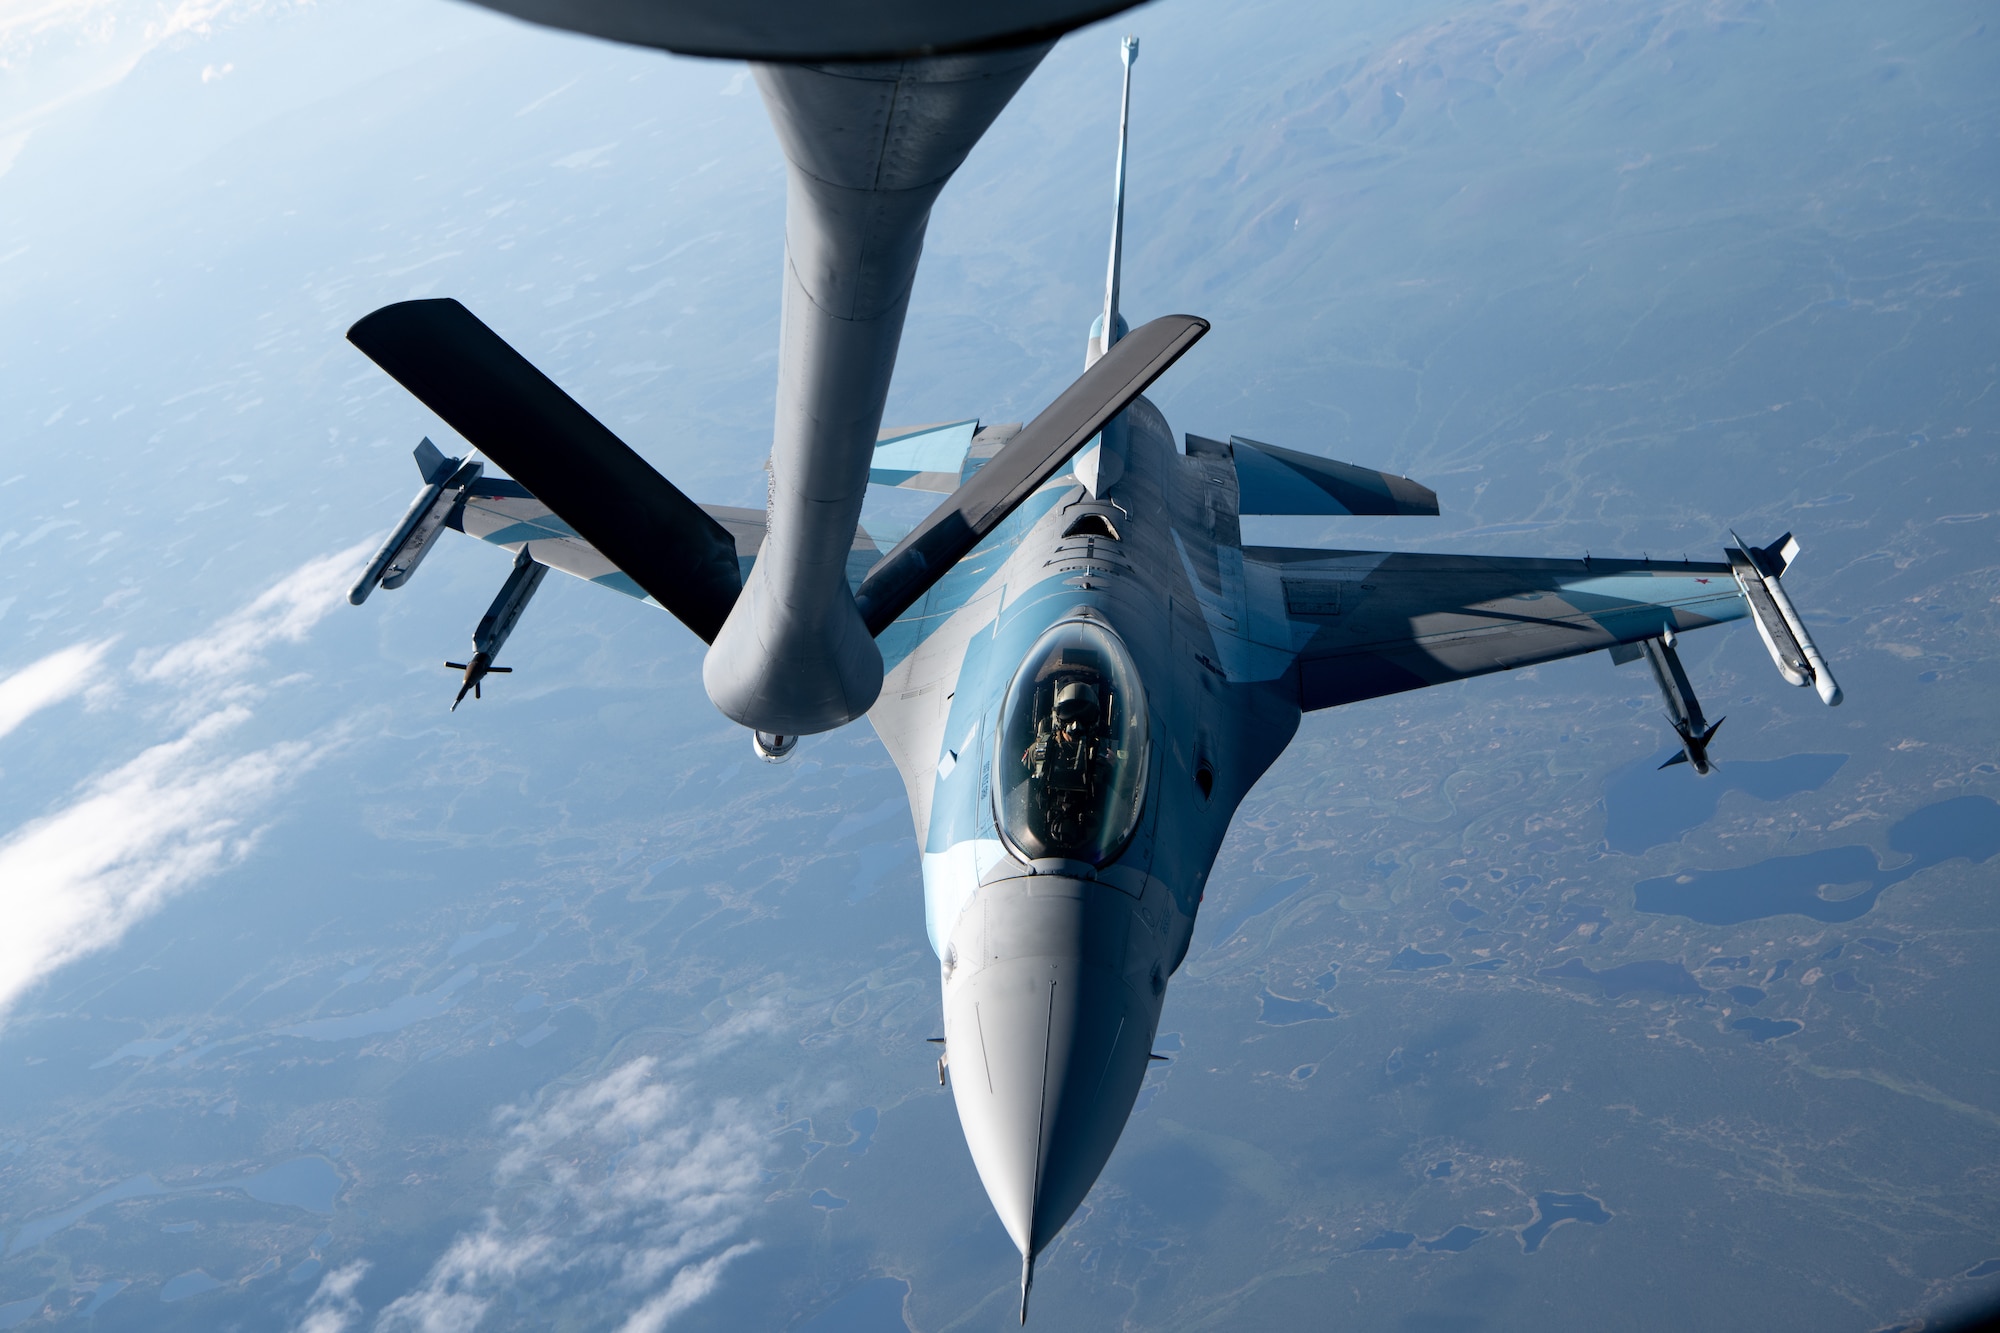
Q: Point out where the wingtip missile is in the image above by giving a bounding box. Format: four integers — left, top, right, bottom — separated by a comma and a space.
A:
1020, 1252, 1034, 1325
1727, 529, 1842, 706
350, 441, 483, 605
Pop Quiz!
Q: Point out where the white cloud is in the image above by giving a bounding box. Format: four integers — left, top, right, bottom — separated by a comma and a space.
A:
296, 1261, 371, 1333
664, 998, 782, 1072
1, 543, 772, 1319
372, 1228, 550, 1333
0, 704, 331, 1018
374, 1058, 769, 1333
0, 0, 267, 138
0, 547, 360, 1023
0, 0, 250, 65
0, 638, 112, 740
616, 1244, 758, 1333
139, 541, 367, 684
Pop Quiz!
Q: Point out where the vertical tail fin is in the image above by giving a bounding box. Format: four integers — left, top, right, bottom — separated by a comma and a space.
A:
1086, 36, 1140, 368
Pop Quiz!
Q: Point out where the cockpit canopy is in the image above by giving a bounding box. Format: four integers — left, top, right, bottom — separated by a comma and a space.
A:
994, 618, 1149, 866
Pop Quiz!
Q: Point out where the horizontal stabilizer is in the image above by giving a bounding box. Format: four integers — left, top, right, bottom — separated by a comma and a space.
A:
853, 312, 1209, 634
347, 299, 742, 643
446, 479, 887, 605
871, 419, 979, 492
1228, 437, 1438, 516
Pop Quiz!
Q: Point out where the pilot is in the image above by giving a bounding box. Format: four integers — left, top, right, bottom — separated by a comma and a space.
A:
1026, 679, 1107, 793
1052, 680, 1099, 742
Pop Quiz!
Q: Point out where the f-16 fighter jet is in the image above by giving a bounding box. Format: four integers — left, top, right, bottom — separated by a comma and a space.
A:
344, 6, 1842, 1320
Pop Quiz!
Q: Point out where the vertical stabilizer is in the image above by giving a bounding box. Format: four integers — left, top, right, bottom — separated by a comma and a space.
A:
1086, 36, 1139, 368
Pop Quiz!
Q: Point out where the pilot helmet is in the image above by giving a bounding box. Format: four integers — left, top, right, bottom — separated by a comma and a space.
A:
1053, 680, 1100, 723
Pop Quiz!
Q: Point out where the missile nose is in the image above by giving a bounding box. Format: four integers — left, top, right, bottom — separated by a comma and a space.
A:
945, 949, 1155, 1269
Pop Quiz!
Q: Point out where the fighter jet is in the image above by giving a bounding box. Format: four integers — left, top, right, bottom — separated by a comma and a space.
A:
343, 8, 1843, 1320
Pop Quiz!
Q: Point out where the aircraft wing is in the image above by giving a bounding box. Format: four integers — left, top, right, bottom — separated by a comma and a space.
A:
1244, 546, 1749, 712
453, 478, 883, 602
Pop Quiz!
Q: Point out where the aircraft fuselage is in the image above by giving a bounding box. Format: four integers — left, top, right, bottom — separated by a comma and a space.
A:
870, 395, 1301, 1274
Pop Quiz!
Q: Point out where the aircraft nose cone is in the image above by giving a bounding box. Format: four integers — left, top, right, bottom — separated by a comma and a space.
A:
942, 879, 1160, 1267
948, 957, 1152, 1257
